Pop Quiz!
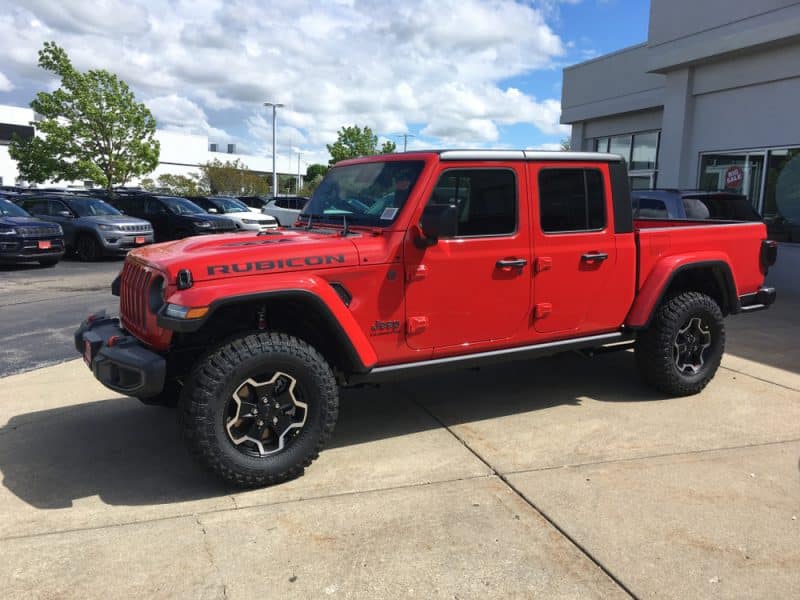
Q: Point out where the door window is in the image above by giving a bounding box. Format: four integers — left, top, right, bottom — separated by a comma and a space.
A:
633, 197, 668, 218
539, 169, 605, 233
145, 198, 168, 216
426, 169, 516, 237
48, 200, 71, 217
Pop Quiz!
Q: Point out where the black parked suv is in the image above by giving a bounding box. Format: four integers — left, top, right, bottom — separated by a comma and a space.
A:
106, 193, 237, 242
16, 193, 154, 261
0, 195, 65, 266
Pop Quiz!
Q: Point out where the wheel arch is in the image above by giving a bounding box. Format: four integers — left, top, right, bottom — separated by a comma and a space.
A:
627, 258, 739, 329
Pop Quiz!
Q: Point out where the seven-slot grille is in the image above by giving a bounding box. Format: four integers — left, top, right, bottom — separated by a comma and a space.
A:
17, 226, 60, 237
119, 224, 151, 233
120, 261, 153, 334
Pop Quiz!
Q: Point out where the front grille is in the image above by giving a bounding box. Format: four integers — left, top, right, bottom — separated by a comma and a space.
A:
119, 224, 151, 233
17, 226, 60, 237
120, 261, 153, 334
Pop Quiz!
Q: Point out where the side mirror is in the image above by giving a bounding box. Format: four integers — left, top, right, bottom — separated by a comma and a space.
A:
58, 210, 73, 218
208, 208, 218, 214
416, 204, 458, 248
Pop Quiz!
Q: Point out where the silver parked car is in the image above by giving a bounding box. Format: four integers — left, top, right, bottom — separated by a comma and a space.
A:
260, 196, 309, 226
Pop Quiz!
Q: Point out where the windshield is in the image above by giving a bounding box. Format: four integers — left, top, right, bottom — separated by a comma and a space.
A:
302, 160, 425, 227
211, 197, 250, 213
65, 197, 122, 217
160, 196, 207, 215
0, 198, 30, 217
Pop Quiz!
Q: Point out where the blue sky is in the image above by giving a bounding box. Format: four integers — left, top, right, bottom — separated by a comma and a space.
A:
0, 0, 651, 166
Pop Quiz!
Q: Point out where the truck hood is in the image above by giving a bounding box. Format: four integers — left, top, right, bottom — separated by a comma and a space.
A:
129, 228, 359, 282
1, 216, 61, 229
82, 214, 152, 227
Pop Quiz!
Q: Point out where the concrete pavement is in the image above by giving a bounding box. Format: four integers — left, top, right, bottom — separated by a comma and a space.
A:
0, 244, 797, 598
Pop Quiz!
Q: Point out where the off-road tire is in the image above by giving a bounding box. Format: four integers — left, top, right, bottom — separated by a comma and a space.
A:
636, 291, 725, 396
180, 332, 339, 487
38, 258, 59, 267
76, 234, 101, 261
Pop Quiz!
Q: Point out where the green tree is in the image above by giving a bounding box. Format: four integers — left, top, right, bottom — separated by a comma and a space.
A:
199, 158, 269, 195
306, 163, 328, 180
9, 42, 160, 195
326, 125, 396, 165
300, 174, 324, 197
560, 137, 571, 151
141, 173, 205, 196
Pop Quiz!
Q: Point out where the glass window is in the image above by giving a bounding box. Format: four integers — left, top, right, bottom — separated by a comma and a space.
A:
594, 137, 609, 153
764, 148, 800, 241
426, 169, 517, 237
631, 131, 659, 170
539, 169, 605, 233
699, 154, 763, 207
145, 198, 169, 216
633, 197, 668, 219
49, 200, 71, 216
304, 161, 425, 228
64, 197, 121, 217
630, 175, 654, 190
681, 194, 761, 221
608, 135, 632, 162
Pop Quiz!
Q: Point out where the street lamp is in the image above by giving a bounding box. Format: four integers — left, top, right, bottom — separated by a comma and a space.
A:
263, 102, 284, 197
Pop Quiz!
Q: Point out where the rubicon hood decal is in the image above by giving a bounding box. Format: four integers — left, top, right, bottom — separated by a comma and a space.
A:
207, 254, 346, 276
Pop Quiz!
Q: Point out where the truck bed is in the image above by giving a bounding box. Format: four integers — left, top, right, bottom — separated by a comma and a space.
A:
634, 218, 767, 299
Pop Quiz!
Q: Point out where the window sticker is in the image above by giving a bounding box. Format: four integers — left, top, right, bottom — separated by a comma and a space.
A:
380, 207, 399, 220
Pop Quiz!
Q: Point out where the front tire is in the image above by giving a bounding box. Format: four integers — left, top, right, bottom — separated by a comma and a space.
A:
636, 291, 725, 396
76, 234, 101, 261
180, 332, 339, 487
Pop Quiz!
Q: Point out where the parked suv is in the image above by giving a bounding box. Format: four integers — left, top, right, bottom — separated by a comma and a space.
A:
0, 195, 64, 266
107, 193, 237, 242
189, 196, 278, 231
631, 190, 762, 221
237, 195, 269, 213
16, 193, 154, 261
260, 196, 309, 226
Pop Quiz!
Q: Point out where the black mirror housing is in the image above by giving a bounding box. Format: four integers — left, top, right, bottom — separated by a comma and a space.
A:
417, 204, 458, 247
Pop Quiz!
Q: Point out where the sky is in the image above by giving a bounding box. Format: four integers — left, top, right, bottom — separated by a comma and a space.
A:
0, 0, 650, 169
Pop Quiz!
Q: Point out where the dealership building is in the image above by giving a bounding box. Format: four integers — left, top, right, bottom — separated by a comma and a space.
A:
561, 0, 800, 240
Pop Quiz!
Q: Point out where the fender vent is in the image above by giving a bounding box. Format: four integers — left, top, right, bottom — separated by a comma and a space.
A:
330, 282, 352, 307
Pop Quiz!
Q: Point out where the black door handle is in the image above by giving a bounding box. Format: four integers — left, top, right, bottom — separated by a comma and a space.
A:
496, 258, 528, 269
581, 252, 609, 262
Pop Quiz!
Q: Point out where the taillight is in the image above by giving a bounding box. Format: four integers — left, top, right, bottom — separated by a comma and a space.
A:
761, 240, 778, 273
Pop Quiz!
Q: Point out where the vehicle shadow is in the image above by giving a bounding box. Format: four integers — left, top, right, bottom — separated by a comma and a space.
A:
0, 351, 661, 509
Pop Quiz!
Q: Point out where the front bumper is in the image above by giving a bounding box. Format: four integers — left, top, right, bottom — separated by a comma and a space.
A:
99, 233, 155, 254
0, 236, 65, 262
74, 313, 165, 397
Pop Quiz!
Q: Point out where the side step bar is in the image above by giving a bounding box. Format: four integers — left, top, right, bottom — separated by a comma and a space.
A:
351, 331, 632, 384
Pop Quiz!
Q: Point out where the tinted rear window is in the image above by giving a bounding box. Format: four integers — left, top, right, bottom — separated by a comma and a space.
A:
682, 195, 761, 221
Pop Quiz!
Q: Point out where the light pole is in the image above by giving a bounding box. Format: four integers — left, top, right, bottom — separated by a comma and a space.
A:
264, 102, 283, 197
296, 152, 302, 194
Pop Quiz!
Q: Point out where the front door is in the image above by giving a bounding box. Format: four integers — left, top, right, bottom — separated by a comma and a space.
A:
404, 165, 531, 351
530, 163, 619, 334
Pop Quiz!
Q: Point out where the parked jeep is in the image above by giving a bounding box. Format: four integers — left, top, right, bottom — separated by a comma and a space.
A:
106, 193, 237, 242
76, 150, 777, 487
0, 195, 65, 266
188, 196, 278, 231
16, 193, 154, 261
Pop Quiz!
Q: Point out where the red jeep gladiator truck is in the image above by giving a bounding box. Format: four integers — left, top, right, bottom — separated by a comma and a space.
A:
75, 150, 777, 486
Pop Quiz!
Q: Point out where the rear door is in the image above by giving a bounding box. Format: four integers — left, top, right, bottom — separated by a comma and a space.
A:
530, 163, 626, 335
404, 164, 531, 350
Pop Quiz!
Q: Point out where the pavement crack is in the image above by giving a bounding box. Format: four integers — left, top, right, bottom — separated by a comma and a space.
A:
408, 394, 639, 600
720, 365, 800, 392
194, 514, 228, 598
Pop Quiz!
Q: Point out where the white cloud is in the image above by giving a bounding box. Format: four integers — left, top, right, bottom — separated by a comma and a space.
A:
0, 72, 14, 92
0, 0, 569, 160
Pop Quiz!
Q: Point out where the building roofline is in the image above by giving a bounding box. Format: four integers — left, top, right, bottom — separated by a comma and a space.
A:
563, 42, 648, 71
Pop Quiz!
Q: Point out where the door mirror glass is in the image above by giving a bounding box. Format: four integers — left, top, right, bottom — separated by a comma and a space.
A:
208, 207, 218, 214
58, 210, 73, 218
418, 204, 458, 247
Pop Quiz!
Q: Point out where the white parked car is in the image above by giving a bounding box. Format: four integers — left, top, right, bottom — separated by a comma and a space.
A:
261, 196, 309, 226
190, 196, 278, 231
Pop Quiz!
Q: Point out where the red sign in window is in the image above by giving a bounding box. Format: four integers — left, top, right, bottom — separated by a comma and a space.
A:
725, 166, 744, 189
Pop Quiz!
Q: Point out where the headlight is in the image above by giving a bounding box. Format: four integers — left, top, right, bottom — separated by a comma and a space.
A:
164, 303, 208, 319
148, 276, 166, 313
0, 227, 17, 235
241, 218, 257, 224
97, 224, 116, 231
196, 221, 213, 229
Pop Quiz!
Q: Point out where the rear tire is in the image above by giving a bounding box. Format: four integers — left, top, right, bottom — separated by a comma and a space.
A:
180, 332, 339, 487
76, 234, 101, 261
636, 291, 725, 396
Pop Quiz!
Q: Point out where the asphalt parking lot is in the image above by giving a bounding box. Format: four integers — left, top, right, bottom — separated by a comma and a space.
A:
0, 247, 798, 598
